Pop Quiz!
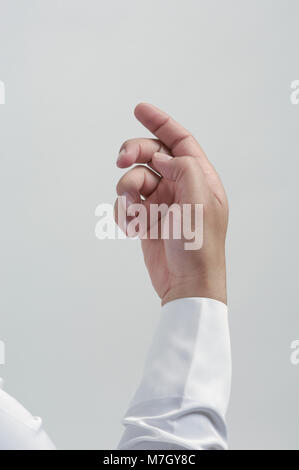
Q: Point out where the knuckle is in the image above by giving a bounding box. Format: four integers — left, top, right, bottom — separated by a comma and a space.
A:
119, 139, 130, 152
116, 167, 140, 194
180, 156, 199, 172
184, 155, 197, 166
116, 176, 125, 195
176, 156, 202, 182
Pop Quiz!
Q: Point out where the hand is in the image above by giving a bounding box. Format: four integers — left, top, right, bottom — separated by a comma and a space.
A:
115, 103, 228, 305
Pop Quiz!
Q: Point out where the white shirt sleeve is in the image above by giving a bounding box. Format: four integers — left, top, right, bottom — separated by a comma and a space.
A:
118, 297, 231, 450
0, 297, 231, 450
0, 380, 56, 450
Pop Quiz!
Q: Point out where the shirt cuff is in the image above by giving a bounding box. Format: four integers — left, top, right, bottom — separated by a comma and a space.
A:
127, 297, 231, 418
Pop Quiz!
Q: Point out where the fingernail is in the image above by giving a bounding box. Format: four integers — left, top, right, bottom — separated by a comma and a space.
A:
154, 152, 172, 161
117, 148, 127, 162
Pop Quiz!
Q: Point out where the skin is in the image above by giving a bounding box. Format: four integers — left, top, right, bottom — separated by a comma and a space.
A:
115, 103, 228, 306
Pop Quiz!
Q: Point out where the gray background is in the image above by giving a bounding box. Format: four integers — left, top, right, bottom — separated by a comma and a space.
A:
0, 0, 298, 450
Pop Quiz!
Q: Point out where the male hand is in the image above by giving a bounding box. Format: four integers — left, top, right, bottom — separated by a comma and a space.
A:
115, 103, 228, 305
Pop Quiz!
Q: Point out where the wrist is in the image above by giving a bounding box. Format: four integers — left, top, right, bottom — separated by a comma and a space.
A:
161, 264, 227, 306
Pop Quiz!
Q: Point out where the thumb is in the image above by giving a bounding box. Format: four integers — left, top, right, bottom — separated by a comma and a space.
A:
153, 152, 200, 183
152, 152, 183, 181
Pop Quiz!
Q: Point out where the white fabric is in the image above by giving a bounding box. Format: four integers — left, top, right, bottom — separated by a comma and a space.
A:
118, 298, 231, 450
0, 383, 55, 450
0, 297, 231, 450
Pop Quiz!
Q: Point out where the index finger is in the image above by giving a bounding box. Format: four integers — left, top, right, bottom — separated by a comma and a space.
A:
134, 103, 203, 159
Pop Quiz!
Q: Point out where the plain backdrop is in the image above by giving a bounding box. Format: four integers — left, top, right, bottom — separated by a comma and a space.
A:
0, 0, 299, 450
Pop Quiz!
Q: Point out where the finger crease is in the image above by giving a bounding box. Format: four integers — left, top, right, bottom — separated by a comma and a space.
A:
171, 133, 192, 152
152, 116, 171, 134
